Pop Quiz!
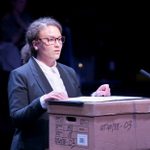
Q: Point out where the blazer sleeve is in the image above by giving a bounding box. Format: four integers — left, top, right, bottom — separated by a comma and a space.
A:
8, 68, 47, 128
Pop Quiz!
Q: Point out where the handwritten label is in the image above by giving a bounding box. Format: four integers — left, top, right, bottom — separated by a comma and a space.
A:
100, 120, 133, 132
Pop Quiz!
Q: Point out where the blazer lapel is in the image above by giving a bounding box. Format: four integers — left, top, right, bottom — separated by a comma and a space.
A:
28, 58, 53, 94
57, 64, 75, 97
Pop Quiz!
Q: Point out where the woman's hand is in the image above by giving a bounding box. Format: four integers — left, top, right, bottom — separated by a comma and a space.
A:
43, 91, 69, 102
93, 84, 111, 96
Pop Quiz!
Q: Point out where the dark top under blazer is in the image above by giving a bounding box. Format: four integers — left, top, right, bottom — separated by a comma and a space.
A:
8, 57, 82, 150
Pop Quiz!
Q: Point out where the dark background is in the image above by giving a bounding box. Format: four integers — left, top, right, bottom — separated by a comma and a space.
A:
0, 0, 150, 95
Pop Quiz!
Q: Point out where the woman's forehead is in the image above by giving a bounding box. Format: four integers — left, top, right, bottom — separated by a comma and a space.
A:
38, 26, 61, 37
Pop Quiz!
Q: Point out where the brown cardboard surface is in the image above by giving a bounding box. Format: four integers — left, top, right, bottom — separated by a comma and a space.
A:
47, 97, 150, 150
48, 97, 150, 116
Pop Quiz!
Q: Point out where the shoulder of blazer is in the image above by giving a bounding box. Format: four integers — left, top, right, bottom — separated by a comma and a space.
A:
10, 57, 42, 77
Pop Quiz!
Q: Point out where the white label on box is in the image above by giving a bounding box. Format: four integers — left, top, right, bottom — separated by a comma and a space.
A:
77, 133, 88, 146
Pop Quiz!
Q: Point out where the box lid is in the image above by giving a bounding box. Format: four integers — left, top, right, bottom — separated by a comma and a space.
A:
47, 96, 150, 116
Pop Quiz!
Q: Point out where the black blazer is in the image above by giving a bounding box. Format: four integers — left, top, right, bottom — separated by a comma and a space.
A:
8, 57, 82, 150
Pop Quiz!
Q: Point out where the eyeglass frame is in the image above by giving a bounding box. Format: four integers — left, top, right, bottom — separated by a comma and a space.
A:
37, 36, 65, 46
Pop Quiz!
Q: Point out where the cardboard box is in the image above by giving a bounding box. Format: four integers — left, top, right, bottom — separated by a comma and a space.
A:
47, 96, 150, 150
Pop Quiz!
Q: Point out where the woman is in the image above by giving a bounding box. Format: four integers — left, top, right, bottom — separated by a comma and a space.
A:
8, 17, 111, 150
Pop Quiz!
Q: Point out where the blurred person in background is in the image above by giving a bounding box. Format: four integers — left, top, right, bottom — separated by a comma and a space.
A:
0, 26, 21, 150
0, 0, 32, 49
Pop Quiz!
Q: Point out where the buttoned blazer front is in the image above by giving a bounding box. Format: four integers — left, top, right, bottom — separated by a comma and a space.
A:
8, 57, 82, 150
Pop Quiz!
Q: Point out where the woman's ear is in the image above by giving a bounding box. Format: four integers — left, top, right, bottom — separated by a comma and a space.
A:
32, 40, 38, 50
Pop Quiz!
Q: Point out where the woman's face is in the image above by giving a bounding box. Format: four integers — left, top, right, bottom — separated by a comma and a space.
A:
34, 25, 64, 62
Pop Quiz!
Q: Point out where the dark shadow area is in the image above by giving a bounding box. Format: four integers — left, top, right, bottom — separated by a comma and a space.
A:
0, 70, 14, 150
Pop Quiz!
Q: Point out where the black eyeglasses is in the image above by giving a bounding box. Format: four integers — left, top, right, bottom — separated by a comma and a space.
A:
38, 36, 65, 46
